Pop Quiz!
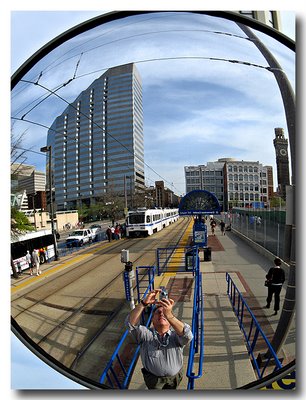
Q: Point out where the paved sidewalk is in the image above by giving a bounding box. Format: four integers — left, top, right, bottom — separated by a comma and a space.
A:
128, 225, 295, 390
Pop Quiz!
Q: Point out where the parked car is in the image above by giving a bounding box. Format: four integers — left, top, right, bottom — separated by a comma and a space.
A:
89, 224, 102, 234
66, 229, 93, 247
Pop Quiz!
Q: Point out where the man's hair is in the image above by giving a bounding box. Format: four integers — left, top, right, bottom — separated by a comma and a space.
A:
274, 257, 282, 266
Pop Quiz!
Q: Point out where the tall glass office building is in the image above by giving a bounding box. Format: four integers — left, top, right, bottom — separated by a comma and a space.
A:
47, 63, 144, 211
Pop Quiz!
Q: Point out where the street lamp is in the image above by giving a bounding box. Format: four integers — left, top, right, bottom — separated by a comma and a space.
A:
32, 192, 37, 231
40, 145, 59, 261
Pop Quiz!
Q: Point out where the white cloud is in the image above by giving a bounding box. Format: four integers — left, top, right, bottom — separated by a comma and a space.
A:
11, 11, 294, 195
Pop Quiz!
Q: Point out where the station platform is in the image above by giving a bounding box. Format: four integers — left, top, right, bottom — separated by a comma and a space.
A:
128, 221, 295, 390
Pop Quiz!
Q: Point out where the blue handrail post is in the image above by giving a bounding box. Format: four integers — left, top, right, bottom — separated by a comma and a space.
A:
239, 301, 244, 329
156, 248, 161, 275
226, 273, 283, 379
186, 245, 204, 389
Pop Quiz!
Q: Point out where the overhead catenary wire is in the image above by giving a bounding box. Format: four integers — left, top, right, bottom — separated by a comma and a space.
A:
11, 22, 258, 100
12, 51, 277, 197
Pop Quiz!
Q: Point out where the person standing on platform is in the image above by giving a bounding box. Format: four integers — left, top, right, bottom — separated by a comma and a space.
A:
31, 249, 41, 276
106, 226, 112, 242
265, 257, 285, 315
126, 289, 193, 389
26, 250, 33, 275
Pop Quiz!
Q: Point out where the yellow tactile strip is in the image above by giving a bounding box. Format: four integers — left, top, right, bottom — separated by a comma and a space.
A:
166, 217, 194, 271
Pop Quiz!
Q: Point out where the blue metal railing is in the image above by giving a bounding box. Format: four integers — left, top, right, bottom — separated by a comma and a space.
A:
156, 245, 196, 275
156, 246, 178, 275
226, 273, 282, 378
99, 266, 155, 388
99, 250, 204, 390
186, 246, 204, 389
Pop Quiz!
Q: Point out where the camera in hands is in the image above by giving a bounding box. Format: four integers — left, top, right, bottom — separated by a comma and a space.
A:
159, 286, 168, 300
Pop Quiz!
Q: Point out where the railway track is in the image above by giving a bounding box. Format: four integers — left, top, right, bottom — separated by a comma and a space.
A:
11, 217, 192, 384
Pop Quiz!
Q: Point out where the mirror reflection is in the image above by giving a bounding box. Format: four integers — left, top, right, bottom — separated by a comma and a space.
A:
11, 11, 295, 390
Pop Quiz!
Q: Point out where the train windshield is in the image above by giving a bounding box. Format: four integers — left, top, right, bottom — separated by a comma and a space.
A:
128, 213, 145, 224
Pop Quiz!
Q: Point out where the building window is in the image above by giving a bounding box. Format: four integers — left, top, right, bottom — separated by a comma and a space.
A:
239, 11, 255, 18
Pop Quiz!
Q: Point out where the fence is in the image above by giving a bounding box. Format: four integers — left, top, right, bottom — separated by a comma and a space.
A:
226, 273, 282, 379
225, 209, 286, 259
156, 245, 197, 275
99, 266, 155, 389
99, 246, 203, 389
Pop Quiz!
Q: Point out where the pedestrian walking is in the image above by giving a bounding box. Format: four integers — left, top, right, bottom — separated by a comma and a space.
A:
265, 257, 285, 315
26, 250, 33, 275
111, 226, 115, 240
210, 219, 216, 236
220, 220, 226, 235
31, 249, 41, 276
126, 289, 193, 389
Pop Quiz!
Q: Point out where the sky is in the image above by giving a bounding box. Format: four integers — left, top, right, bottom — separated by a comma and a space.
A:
10, 8, 296, 196
3, 0, 302, 395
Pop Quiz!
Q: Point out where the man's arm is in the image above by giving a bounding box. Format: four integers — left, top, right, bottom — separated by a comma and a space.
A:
129, 289, 161, 326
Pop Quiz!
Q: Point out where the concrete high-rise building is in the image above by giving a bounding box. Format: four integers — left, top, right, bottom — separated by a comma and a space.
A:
185, 158, 273, 211
11, 163, 47, 210
47, 63, 144, 211
185, 161, 225, 209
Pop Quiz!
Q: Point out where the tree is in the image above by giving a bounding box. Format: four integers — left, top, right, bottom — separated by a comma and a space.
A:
11, 128, 30, 177
269, 196, 286, 208
77, 203, 89, 223
11, 207, 34, 235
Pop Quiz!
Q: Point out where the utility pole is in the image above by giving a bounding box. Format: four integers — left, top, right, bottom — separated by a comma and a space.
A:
32, 193, 37, 230
40, 145, 59, 261
237, 23, 295, 356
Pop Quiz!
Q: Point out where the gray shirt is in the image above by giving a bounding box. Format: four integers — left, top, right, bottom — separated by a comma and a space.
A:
126, 319, 193, 377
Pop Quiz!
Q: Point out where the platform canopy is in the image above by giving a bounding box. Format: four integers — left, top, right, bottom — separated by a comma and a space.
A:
179, 190, 221, 216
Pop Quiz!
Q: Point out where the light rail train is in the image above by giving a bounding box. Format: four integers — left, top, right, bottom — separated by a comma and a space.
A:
126, 208, 179, 238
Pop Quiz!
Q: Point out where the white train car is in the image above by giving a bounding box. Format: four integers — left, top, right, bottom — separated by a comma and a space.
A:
126, 208, 179, 238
